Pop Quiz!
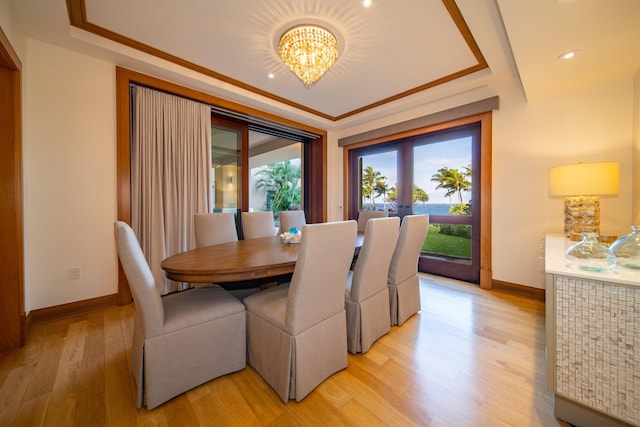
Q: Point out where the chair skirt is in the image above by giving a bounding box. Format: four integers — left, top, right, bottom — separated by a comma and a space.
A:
389, 274, 421, 326
246, 310, 348, 403
345, 288, 391, 354
133, 310, 246, 409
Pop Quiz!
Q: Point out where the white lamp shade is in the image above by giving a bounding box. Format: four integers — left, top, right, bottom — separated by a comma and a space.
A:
548, 162, 619, 197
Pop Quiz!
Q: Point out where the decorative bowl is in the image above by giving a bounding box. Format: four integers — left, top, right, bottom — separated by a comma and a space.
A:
280, 231, 301, 244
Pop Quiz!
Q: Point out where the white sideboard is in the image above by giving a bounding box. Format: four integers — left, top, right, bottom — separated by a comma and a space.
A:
545, 234, 639, 427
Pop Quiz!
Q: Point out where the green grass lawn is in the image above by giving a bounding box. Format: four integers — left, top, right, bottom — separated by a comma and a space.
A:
422, 224, 471, 259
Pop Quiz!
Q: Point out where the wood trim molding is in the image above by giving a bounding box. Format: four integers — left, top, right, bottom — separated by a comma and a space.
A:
491, 280, 545, 302
0, 26, 25, 352
479, 112, 492, 290
28, 294, 119, 325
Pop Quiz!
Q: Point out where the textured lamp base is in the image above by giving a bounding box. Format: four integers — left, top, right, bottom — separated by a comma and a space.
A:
564, 196, 600, 236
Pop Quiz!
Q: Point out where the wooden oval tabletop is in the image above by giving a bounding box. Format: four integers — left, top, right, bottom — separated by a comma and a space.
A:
162, 233, 364, 284
161, 236, 300, 283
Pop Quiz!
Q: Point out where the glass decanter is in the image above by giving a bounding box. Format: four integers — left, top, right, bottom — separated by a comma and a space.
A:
609, 226, 640, 270
565, 232, 614, 273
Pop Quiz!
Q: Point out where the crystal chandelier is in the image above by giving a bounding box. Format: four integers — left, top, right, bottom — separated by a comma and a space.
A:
279, 25, 339, 87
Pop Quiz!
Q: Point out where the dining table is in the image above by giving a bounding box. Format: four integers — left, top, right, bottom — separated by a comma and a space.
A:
161, 233, 364, 284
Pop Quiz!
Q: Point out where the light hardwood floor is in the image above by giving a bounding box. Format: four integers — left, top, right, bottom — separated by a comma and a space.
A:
0, 274, 569, 426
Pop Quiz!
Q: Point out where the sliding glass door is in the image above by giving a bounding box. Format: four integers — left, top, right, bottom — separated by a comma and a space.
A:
349, 122, 481, 283
249, 138, 303, 230
211, 117, 248, 236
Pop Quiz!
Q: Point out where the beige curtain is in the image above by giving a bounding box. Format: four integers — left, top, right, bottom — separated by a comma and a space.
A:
131, 86, 212, 294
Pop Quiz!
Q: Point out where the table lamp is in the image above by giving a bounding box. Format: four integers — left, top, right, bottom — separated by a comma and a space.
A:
548, 161, 619, 237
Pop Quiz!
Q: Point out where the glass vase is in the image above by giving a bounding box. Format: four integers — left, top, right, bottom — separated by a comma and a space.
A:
610, 226, 640, 270
565, 232, 614, 273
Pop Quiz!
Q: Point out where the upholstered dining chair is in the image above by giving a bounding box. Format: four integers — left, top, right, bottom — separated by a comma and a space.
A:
243, 220, 357, 403
356, 210, 389, 232
194, 212, 237, 248
279, 210, 306, 234
345, 216, 399, 354
388, 214, 429, 326
194, 212, 258, 299
241, 211, 277, 239
114, 221, 246, 409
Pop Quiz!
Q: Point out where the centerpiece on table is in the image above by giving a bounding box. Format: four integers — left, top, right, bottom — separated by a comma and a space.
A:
280, 227, 301, 244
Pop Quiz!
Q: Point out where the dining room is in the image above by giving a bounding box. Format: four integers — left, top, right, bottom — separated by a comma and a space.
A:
2, 0, 638, 425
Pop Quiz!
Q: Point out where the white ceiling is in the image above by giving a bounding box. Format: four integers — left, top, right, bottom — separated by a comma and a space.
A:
10, 0, 640, 130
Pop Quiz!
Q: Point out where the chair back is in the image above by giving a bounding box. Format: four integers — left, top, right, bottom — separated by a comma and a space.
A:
242, 211, 277, 239
357, 210, 389, 232
114, 221, 164, 337
279, 210, 306, 234
286, 220, 356, 333
388, 215, 429, 285
351, 217, 400, 301
194, 212, 238, 248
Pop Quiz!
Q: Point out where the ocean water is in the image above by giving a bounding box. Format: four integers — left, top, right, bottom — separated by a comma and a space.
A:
367, 203, 453, 215
411, 203, 452, 215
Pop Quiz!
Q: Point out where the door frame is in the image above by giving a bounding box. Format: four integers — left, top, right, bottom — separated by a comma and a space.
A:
343, 113, 492, 289
0, 26, 25, 350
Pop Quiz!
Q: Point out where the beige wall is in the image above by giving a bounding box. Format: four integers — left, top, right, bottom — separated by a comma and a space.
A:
24, 39, 117, 310
491, 79, 632, 288
11, 29, 638, 310
0, 0, 25, 56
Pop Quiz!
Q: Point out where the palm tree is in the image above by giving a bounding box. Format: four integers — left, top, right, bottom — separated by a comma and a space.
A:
254, 160, 301, 216
362, 165, 386, 210
447, 168, 471, 205
431, 167, 457, 207
412, 185, 429, 203
374, 179, 391, 210
431, 167, 471, 205
387, 186, 397, 211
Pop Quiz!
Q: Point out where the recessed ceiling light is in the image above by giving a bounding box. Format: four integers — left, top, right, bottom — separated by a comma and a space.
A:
363, 0, 372, 7
268, 73, 275, 79
558, 50, 580, 60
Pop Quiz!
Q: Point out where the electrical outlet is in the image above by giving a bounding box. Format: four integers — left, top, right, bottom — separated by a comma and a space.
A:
69, 267, 81, 280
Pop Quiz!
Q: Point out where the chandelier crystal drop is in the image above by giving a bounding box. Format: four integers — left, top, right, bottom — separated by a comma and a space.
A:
279, 25, 339, 87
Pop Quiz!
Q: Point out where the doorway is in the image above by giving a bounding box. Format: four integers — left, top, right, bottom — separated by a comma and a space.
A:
346, 117, 491, 285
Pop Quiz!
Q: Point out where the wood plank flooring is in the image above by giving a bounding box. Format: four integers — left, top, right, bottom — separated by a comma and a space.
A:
0, 274, 569, 426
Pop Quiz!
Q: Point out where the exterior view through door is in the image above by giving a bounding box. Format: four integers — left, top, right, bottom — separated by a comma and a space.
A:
351, 122, 481, 284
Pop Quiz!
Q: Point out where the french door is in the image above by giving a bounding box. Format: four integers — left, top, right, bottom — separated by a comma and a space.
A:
348, 122, 481, 284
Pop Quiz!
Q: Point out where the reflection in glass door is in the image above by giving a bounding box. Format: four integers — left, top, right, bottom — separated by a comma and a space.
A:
350, 122, 480, 284
211, 117, 248, 236
211, 127, 241, 213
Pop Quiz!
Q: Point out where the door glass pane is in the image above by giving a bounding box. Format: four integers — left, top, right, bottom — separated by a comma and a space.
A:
413, 137, 472, 216
249, 139, 303, 227
211, 126, 241, 214
413, 137, 472, 261
359, 150, 397, 213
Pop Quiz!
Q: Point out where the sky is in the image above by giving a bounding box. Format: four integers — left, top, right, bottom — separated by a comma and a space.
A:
362, 136, 472, 204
